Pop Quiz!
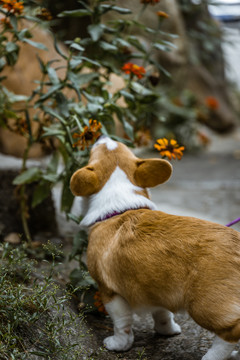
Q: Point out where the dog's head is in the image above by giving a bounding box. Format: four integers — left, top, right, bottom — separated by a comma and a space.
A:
70, 136, 172, 227
70, 136, 172, 197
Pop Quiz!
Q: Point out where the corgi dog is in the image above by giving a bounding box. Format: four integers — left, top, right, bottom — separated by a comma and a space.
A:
70, 135, 240, 360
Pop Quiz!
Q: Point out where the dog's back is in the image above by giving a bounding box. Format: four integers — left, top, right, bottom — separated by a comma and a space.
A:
87, 208, 240, 339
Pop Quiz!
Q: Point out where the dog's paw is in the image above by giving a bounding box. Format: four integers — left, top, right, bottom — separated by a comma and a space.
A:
154, 320, 181, 336
228, 351, 240, 360
104, 333, 134, 352
201, 350, 239, 360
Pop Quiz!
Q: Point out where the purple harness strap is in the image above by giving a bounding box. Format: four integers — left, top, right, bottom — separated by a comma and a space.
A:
225, 217, 240, 227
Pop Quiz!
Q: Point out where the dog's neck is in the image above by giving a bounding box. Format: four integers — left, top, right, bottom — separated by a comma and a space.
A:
80, 166, 157, 228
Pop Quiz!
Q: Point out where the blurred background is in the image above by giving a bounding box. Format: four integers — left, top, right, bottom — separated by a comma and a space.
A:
1, 0, 240, 236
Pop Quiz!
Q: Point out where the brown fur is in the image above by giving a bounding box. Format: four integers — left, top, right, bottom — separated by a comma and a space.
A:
87, 210, 240, 342
70, 139, 240, 344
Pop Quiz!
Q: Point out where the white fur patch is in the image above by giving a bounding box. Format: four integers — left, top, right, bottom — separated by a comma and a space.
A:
80, 166, 157, 227
104, 296, 134, 351
93, 136, 118, 150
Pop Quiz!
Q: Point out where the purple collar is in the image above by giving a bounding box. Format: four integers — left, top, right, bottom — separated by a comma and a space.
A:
93, 207, 150, 225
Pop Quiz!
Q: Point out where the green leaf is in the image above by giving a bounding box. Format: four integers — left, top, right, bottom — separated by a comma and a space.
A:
153, 42, 173, 52
36, 55, 47, 74
69, 58, 82, 69
42, 125, 65, 138
47, 67, 59, 85
81, 56, 101, 67
70, 230, 88, 259
5, 42, 18, 53
9, 14, 17, 30
61, 182, 74, 213
122, 118, 134, 140
162, 39, 177, 49
127, 36, 147, 53
130, 82, 154, 96
29, 351, 49, 357
0, 58, 6, 71
70, 268, 96, 288
23, 38, 48, 51
87, 103, 103, 114
13, 167, 41, 185
54, 36, 68, 60
38, 83, 63, 101
5, 51, 18, 66
55, 92, 70, 118
114, 38, 131, 48
67, 213, 83, 224
99, 41, 118, 52
100, 4, 132, 14
2, 87, 29, 102
70, 43, 85, 52
42, 107, 67, 125
110, 5, 132, 14
120, 90, 135, 101
32, 182, 51, 208
17, 28, 29, 40
67, 71, 98, 88
42, 173, 59, 182
76, 72, 99, 86
113, 106, 134, 140
82, 91, 104, 104
58, 9, 91, 18
87, 24, 104, 42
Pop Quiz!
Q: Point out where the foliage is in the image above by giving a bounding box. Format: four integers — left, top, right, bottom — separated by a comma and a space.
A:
0, 242, 87, 359
178, 0, 223, 67
0, 0, 189, 241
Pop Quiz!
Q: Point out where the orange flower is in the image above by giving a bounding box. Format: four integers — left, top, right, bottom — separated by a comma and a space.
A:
154, 138, 185, 160
72, 119, 102, 150
205, 96, 219, 111
93, 291, 108, 315
122, 62, 146, 79
141, 0, 160, 4
0, 0, 24, 14
156, 11, 169, 18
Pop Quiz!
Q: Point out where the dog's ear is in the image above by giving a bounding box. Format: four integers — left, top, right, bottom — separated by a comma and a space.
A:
134, 159, 172, 188
70, 167, 100, 196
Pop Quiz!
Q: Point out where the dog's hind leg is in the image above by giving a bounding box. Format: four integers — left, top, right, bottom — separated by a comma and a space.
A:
152, 308, 181, 336
104, 295, 134, 351
202, 337, 236, 360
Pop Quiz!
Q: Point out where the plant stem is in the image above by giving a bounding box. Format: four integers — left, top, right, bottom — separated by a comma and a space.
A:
19, 143, 32, 244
